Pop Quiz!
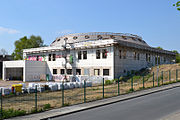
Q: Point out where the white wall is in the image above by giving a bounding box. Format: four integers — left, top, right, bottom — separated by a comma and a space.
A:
45, 46, 114, 80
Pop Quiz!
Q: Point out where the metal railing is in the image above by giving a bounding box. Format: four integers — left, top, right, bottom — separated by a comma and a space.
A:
0, 69, 180, 119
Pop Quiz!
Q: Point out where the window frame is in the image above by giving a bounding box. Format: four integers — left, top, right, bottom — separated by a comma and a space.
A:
102, 49, 107, 59
94, 69, 100, 76
53, 54, 56, 61
96, 50, 101, 59
67, 69, 72, 75
78, 51, 82, 60
53, 69, 57, 75
103, 69, 109, 76
60, 69, 65, 74
83, 51, 87, 59
76, 69, 81, 75
49, 54, 52, 61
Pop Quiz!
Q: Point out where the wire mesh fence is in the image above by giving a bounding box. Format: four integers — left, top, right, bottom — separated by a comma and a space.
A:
0, 69, 180, 119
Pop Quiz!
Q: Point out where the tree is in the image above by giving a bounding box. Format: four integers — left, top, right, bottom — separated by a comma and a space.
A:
173, 1, 180, 11
172, 50, 180, 63
156, 46, 163, 50
0, 48, 8, 55
12, 35, 46, 60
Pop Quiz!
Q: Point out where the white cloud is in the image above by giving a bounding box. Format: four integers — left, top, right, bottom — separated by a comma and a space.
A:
0, 26, 20, 34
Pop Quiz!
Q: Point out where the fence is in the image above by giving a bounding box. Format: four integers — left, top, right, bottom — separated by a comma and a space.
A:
0, 69, 180, 119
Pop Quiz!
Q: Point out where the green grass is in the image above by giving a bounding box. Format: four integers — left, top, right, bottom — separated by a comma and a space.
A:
63, 103, 70, 107
128, 88, 134, 93
43, 103, 51, 110
1, 109, 26, 119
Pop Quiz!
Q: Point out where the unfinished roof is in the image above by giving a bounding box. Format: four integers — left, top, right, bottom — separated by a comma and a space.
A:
23, 32, 175, 56
50, 32, 149, 47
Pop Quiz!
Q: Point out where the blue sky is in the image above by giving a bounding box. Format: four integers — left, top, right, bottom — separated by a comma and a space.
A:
0, 0, 180, 54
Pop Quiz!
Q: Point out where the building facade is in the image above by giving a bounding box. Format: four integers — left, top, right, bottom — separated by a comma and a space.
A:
3, 32, 176, 82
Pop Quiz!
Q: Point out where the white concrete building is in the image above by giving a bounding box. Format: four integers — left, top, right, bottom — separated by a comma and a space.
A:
3, 32, 176, 82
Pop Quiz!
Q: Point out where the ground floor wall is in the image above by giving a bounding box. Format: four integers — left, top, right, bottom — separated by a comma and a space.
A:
24, 60, 47, 82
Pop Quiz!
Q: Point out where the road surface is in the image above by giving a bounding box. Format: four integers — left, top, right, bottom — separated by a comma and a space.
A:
52, 87, 180, 120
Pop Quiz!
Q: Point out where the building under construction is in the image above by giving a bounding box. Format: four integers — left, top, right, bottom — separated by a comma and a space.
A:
3, 32, 176, 82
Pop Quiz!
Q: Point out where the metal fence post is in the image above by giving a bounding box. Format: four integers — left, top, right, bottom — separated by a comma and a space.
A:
103, 78, 104, 99
35, 85, 37, 112
176, 69, 178, 82
62, 82, 64, 106
153, 72, 154, 87
118, 78, 120, 96
169, 70, 171, 82
143, 75, 145, 89
131, 76, 133, 91
0, 88, 2, 119
157, 72, 159, 87
162, 71, 163, 85
84, 80, 86, 103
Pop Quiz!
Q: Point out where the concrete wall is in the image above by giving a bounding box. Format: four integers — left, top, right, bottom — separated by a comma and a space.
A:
25, 60, 46, 82
114, 45, 175, 79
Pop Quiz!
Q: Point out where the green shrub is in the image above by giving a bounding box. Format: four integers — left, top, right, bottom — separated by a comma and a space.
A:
133, 75, 141, 80
105, 80, 113, 85
128, 88, 134, 93
1, 109, 26, 119
43, 103, 51, 110
119, 76, 124, 82
63, 103, 70, 107
112, 78, 119, 83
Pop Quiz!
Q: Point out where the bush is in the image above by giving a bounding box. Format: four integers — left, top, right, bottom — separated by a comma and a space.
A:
43, 103, 51, 110
63, 103, 70, 107
119, 77, 124, 82
105, 80, 113, 85
128, 88, 134, 92
112, 78, 119, 83
1, 109, 26, 119
133, 75, 141, 80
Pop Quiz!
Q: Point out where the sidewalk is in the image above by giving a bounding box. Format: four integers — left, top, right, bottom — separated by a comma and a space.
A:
7, 82, 180, 120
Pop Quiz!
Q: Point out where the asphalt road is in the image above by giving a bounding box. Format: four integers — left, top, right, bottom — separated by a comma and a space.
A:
52, 87, 180, 120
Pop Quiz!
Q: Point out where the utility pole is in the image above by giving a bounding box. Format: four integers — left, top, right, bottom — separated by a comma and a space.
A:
64, 37, 68, 82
